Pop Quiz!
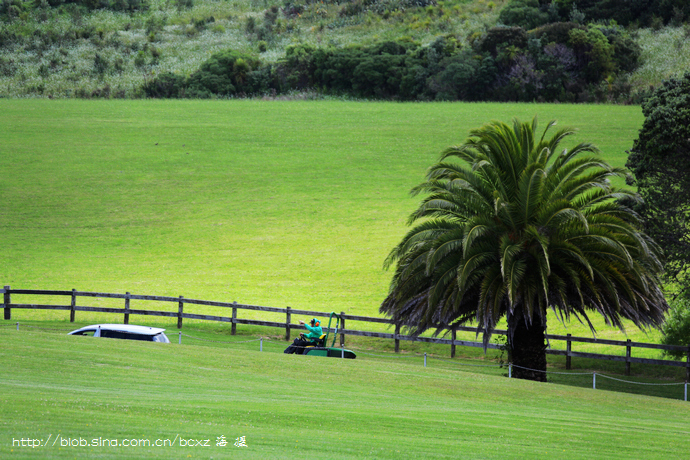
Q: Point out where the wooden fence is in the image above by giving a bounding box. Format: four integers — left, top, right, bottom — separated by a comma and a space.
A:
3, 285, 689, 379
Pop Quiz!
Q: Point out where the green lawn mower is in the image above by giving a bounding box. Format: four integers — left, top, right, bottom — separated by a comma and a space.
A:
302, 312, 356, 359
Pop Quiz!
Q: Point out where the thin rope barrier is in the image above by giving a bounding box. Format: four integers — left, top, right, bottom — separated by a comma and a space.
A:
596, 373, 686, 386
432, 356, 505, 368
511, 363, 592, 375
348, 348, 417, 359
179, 333, 263, 344
510, 363, 686, 386
22, 324, 76, 332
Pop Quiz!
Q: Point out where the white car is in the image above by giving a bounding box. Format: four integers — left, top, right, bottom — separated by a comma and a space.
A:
68, 324, 170, 343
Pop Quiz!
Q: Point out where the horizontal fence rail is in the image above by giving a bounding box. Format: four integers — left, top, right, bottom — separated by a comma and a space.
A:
2, 285, 689, 379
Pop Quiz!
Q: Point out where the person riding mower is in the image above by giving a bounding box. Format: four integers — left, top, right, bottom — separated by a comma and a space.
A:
284, 318, 322, 354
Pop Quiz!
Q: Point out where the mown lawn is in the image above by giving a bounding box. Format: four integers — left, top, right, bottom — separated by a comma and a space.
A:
1, 99, 659, 348
1, 327, 688, 459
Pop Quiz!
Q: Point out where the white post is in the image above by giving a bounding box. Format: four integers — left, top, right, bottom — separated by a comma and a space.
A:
593, 373, 596, 390
178, 331, 182, 345
260, 338, 263, 352
341, 344, 344, 359
685, 381, 687, 402
509, 363, 512, 378
16, 322, 18, 331
424, 353, 427, 367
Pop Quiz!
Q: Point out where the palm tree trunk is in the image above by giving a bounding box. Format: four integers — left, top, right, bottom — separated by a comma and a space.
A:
507, 312, 547, 382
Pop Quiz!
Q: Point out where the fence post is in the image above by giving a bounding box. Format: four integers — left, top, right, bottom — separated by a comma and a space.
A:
625, 339, 632, 376
593, 372, 596, 390
424, 352, 427, 367
260, 338, 263, 352
285, 307, 291, 341
508, 363, 512, 378
686, 346, 690, 383
231, 302, 237, 336
177, 296, 184, 329
124, 292, 130, 325
566, 333, 572, 370
340, 311, 345, 347
3, 285, 10, 320
451, 328, 456, 358
69, 289, 76, 323
394, 324, 400, 353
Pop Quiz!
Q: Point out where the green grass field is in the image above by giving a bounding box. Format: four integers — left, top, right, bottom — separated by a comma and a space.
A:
1, 327, 689, 459
3, 99, 672, 349
0, 100, 655, 344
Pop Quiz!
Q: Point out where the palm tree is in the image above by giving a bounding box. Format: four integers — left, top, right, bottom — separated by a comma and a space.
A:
381, 118, 668, 381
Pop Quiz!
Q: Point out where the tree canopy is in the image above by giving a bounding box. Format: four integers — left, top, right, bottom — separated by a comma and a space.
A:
382, 118, 668, 381
627, 72, 690, 292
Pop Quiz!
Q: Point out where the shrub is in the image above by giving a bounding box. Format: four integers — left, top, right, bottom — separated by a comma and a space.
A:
479, 26, 528, 56
529, 21, 583, 45
93, 53, 109, 75
428, 50, 497, 101
134, 51, 147, 68
0, 56, 17, 77
143, 72, 186, 98
661, 299, 690, 359
186, 50, 265, 96
568, 26, 615, 82
498, 0, 549, 30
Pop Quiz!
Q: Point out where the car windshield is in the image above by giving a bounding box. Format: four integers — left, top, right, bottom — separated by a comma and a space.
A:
152, 333, 170, 343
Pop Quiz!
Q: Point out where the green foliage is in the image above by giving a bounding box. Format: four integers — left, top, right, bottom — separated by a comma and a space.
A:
339, 0, 437, 18
568, 25, 615, 82
381, 117, 668, 381
530, 21, 582, 44
498, 0, 549, 30
93, 52, 109, 76
627, 72, 690, 288
40, 0, 148, 12
139, 24, 642, 102
142, 72, 186, 98
661, 298, 690, 358
427, 49, 497, 100
144, 50, 269, 98
551, 0, 688, 27
479, 26, 529, 56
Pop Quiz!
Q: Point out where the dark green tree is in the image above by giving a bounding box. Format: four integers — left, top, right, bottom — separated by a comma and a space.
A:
382, 118, 668, 381
660, 299, 690, 359
627, 72, 690, 291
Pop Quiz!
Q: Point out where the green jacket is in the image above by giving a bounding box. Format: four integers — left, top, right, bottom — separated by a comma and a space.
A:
303, 323, 323, 340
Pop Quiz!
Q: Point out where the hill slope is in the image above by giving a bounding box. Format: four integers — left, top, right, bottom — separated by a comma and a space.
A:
1, 0, 689, 98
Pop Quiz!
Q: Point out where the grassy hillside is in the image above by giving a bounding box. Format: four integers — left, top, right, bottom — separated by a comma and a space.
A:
2, 99, 666, 352
0, 0, 505, 98
632, 26, 690, 90
1, 327, 688, 459
0, 0, 689, 98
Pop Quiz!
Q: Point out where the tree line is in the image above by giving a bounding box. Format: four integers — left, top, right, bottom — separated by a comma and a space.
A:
143, 21, 641, 103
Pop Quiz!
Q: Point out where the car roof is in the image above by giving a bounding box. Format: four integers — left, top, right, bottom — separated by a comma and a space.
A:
68, 324, 167, 336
